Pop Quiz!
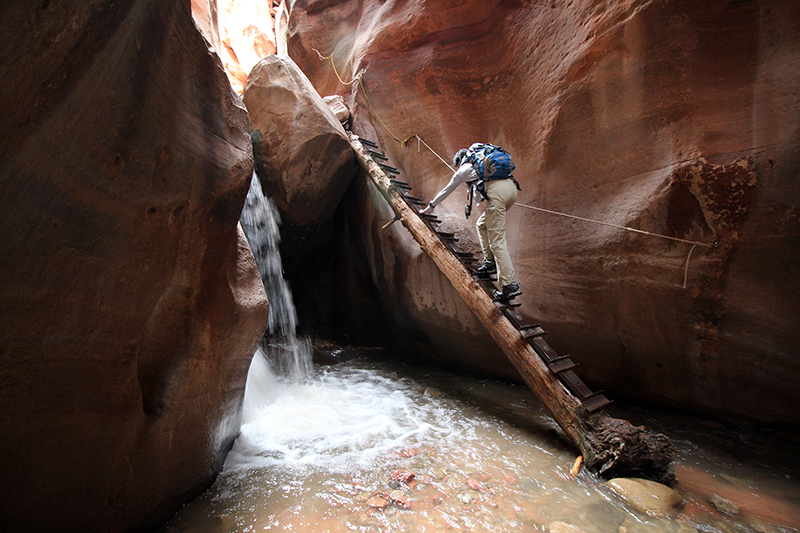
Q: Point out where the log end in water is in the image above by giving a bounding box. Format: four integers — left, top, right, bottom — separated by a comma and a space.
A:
582, 412, 675, 486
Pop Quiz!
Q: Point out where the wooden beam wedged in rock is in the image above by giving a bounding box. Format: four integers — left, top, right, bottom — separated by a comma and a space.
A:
349, 133, 675, 484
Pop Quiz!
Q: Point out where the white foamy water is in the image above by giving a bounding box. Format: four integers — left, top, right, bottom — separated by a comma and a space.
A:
164, 174, 800, 533
230, 365, 448, 475
164, 360, 800, 533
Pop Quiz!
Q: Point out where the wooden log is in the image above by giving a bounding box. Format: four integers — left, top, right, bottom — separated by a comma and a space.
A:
349, 133, 674, 484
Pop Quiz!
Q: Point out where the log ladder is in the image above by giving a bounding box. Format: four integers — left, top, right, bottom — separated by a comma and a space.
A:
353, 135, 611, 414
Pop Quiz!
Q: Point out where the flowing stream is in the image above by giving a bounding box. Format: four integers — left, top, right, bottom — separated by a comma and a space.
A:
162, 176, 800, 533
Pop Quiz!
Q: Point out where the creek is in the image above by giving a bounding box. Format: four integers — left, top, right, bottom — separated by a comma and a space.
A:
161, 176, 800, 533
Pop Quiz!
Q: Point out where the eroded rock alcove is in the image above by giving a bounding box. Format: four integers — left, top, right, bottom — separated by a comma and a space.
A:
277, 0, 800, 425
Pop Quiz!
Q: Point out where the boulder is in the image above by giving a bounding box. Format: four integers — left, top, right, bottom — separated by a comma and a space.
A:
243, 55, 358, 227
607, 478, 683, 518
0, 1, 268, 531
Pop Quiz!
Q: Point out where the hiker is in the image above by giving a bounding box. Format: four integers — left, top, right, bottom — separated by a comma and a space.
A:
421, 145, 521, 300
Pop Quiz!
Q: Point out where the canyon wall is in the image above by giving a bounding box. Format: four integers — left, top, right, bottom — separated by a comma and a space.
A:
282, 0, 800, 424
191, 0, 281, 93
0, 1, 268, 531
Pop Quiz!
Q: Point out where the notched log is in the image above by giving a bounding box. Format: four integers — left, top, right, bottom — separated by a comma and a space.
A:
581, 413, 675, 485
349, 133, 674, 485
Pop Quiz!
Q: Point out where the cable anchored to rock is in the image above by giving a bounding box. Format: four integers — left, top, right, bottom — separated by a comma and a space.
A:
315, 49, 717, 287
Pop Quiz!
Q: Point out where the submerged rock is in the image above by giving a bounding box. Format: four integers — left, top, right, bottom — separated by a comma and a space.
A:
548, 522, 589, 533
607, 478, 684, 518
708, 493, 740, 516
367, 495, 389, 508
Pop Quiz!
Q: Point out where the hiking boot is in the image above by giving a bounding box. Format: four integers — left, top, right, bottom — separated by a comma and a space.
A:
494, 282, 521, 300
476, 260, 497, 275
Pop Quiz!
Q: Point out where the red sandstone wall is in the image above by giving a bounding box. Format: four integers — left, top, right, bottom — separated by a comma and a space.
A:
285, 0, 800, 424
0, 1, 268, 531
191, 0, 280, 92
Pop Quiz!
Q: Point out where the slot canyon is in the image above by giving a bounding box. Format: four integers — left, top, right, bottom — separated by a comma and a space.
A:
0, 0, 798, 531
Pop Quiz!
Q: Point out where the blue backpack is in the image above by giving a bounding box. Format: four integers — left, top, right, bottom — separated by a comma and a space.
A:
466, 143, 515, 180
462, 143, 520, 218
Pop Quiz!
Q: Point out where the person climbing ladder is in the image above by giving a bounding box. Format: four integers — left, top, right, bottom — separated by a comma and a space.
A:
421, 144, 522, 300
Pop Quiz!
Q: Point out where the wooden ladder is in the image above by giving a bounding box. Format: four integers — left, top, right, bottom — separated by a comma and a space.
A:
355, 136, 611, 413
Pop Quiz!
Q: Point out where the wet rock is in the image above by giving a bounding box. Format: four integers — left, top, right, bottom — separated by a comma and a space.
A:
389, 470, 416, 484
389, 490, 410, 509
709, 493, 739, 516
366, 495, 388, 509
311, 339, 363, 366
607, 478, 683, 518
467, 478, 482, 490
548, 521, 587, 533
0, 1, 268, 531
243, 55, 357, 227
748, 517, 779, 533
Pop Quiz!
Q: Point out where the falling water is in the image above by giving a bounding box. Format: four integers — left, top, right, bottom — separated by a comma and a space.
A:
239, 173, 312, 420
162, 173, 800, 533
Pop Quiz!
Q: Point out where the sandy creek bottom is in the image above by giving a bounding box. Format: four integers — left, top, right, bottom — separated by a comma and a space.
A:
162, 357, 800, 533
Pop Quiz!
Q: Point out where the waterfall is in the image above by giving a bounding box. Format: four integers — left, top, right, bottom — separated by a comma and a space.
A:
239, 173, 313, 420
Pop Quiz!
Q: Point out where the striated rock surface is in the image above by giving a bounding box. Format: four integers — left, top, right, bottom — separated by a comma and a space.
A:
191, 0, 279, 93
0, 1, 268, 531
281, 0, 800, 423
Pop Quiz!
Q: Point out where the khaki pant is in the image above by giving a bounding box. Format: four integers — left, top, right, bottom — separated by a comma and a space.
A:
476, 178, 518, 287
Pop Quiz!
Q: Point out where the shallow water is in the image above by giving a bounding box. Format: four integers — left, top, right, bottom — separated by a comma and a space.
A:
162, 357, 800, 533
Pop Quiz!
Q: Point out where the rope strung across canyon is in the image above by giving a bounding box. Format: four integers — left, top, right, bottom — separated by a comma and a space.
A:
314, 50, 716, 287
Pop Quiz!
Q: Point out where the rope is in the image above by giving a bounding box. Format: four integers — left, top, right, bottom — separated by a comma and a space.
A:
314, 49, 717, 286
313, 49, 363, 86
514, 203, 715, 248
314, 49, 413, 145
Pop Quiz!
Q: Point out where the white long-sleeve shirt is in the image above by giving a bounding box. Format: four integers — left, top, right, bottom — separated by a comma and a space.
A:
428, 163, 478, 208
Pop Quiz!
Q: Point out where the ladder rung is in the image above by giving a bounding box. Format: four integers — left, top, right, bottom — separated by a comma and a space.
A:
520, 325, 547, 338
548, 356, 578, 374
581, 391, 612, 413
380, 163, 400, 174
368, 150, 388, 161
419, 213, 441, 223
359, 138, 379, 148
390, 179, 411, 189
497, 302, 522, 310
